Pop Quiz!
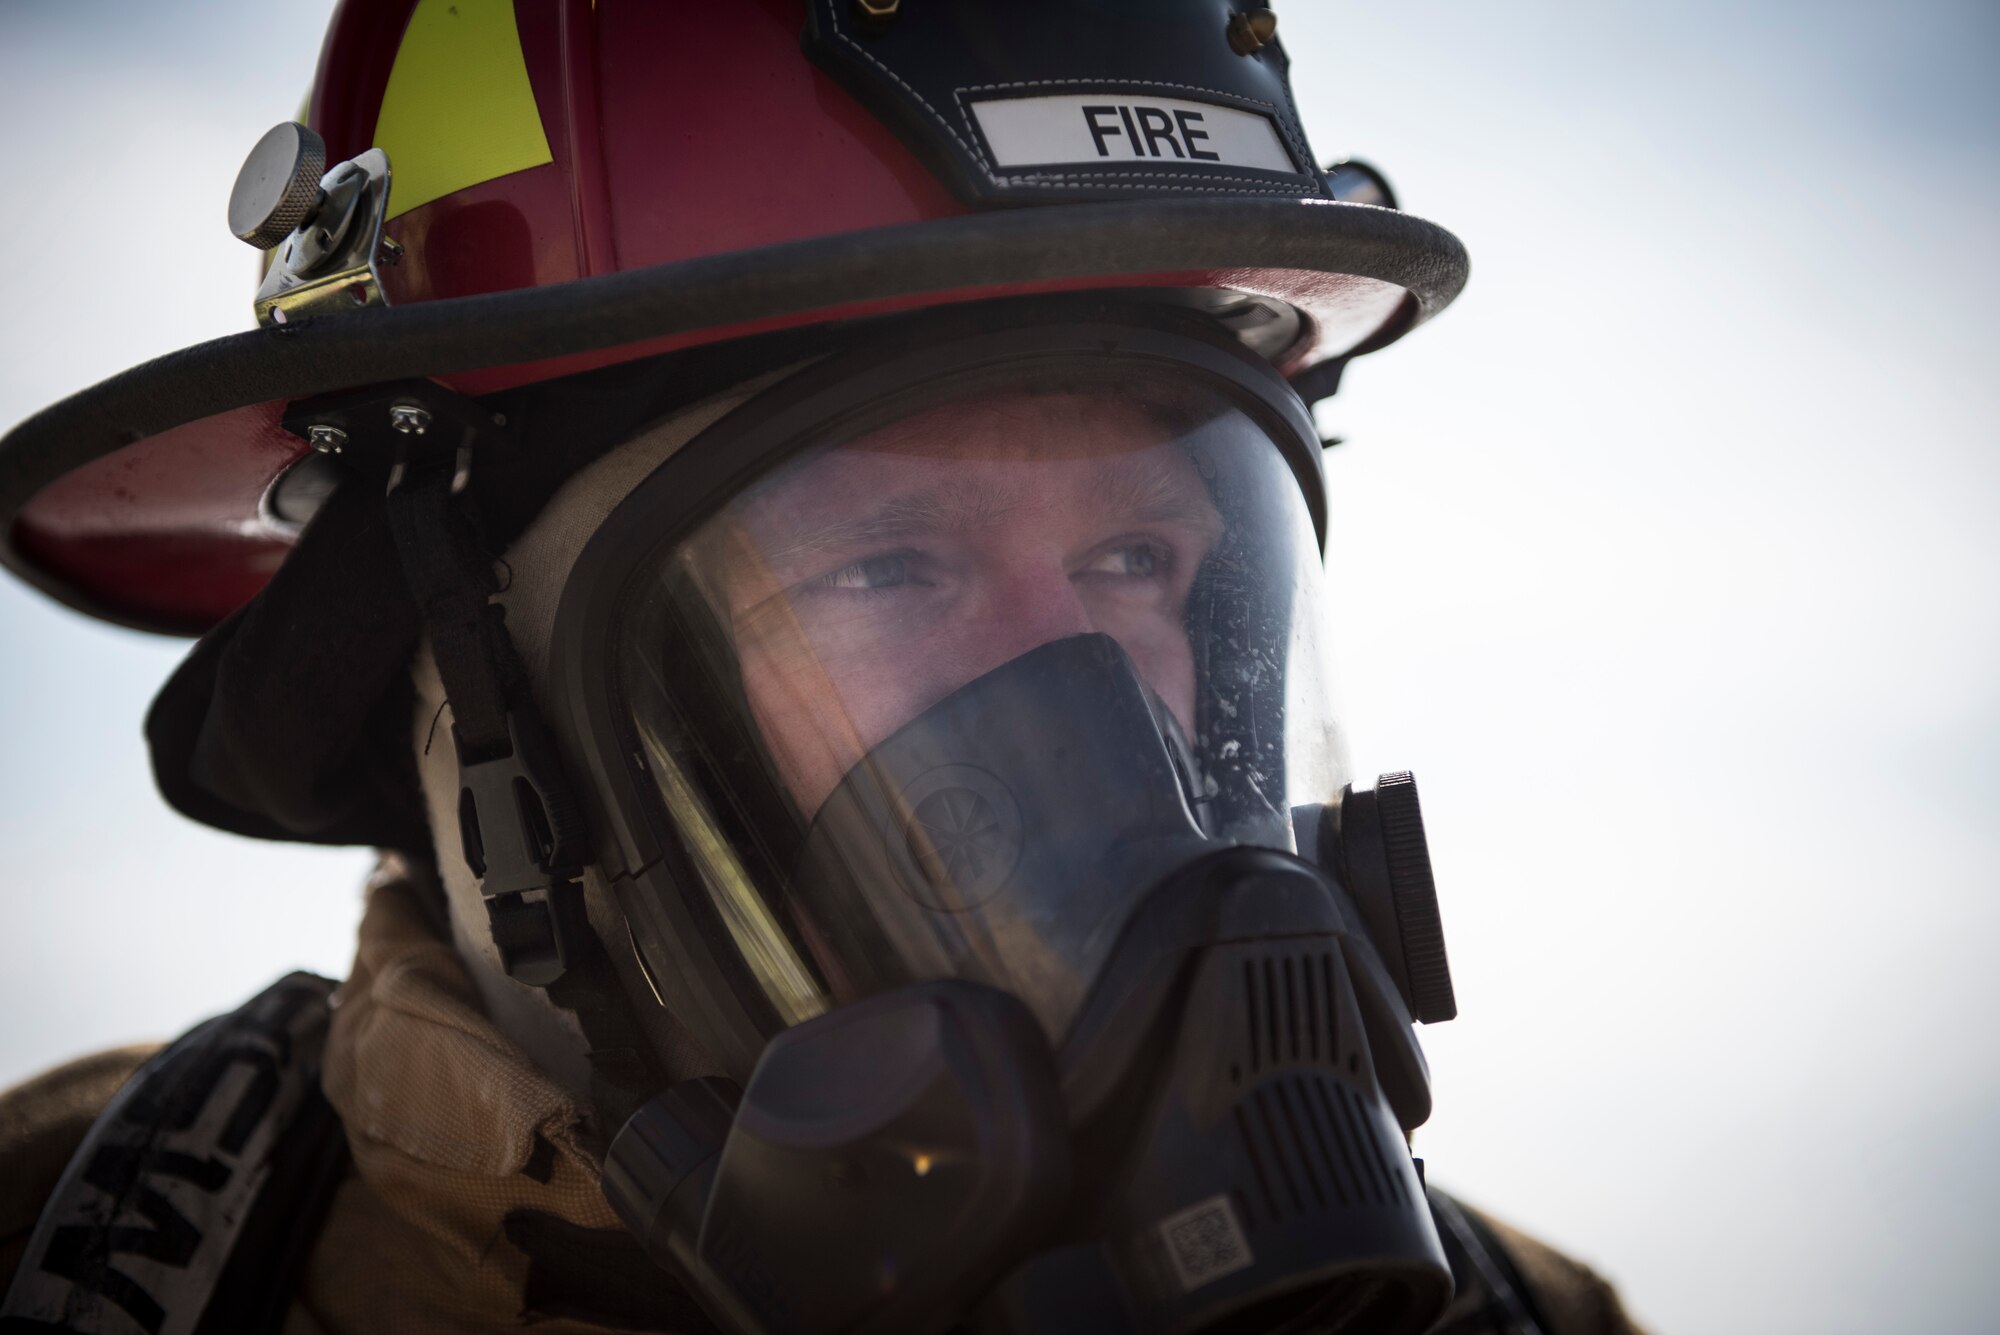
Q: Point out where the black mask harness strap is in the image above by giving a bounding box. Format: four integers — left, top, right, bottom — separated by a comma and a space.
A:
287, 380, 663, 1133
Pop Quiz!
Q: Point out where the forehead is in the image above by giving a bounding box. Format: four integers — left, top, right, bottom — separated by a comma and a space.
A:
830, 387, 1185, 462
735, 388, 1204, 515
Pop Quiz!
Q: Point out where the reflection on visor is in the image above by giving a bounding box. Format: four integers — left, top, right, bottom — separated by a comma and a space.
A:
617, 359, 1345, 1040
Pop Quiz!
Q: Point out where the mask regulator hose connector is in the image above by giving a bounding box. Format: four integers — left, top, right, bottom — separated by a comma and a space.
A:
1326, 772, 1457, 1025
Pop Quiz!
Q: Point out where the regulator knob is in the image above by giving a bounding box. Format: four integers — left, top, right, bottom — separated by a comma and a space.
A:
1330, 771, 1457, 1023
230, 122, 327, 251
1373, 772, 1455, 1023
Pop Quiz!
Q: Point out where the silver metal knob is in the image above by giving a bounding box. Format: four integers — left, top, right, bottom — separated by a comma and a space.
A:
230, 122, 327, 251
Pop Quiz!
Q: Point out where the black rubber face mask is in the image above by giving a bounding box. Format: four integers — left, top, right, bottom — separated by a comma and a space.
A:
547, 317, 1458, 1333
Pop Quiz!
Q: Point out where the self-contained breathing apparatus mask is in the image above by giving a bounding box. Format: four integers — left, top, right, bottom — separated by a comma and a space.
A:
533, 313, 1458, 1334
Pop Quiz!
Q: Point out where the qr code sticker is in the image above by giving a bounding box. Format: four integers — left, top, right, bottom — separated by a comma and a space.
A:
1158, 1194, 1255, 1292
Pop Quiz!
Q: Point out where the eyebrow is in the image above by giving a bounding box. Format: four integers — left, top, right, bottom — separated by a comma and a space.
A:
752, 451, 1222, 573
1089, 454, 1219, 530
757, 484, 1020, 570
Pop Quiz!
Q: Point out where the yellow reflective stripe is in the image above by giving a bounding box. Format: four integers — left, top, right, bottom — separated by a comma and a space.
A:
372, 0, 554, 220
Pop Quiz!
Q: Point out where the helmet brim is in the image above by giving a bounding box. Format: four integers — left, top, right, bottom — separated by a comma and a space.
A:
1, 197, 1465, 635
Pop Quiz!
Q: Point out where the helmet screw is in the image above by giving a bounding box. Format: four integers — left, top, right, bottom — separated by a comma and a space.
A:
306, 425, 347, 455
852, 0, 899, 25
389, 404, 432, 436
1227, 8, 1278, 55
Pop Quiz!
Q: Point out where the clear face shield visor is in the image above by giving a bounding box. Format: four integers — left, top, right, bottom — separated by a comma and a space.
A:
564, 320, 1346, 1052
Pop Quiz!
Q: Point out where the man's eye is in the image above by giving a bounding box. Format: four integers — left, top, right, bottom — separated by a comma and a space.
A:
816, 552, 910, 591
1079, 542, 1169, 579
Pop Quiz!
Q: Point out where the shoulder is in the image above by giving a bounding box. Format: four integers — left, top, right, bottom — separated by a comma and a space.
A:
1437, 1190, 1651, 1335
2, 974, 344, 1332
0, 1044, 161, 1287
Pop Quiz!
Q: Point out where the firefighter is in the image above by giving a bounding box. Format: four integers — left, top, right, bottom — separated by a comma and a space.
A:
0, 3, 1644, 1332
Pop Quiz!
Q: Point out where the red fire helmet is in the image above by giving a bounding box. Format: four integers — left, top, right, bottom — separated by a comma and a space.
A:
0, 0, 1465, 636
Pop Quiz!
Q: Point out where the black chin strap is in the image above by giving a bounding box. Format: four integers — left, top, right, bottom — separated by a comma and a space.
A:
294, 380, 663, 1136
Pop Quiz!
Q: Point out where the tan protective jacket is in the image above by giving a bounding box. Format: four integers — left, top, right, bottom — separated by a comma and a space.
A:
1, 867, 1648, 1334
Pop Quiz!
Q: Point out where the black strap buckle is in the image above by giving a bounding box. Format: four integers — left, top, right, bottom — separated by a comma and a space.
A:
457, 708, 593, 987
485, 882, 589, 990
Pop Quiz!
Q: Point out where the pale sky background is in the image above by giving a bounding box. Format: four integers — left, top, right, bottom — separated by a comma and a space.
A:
2, 3, 1995, 1333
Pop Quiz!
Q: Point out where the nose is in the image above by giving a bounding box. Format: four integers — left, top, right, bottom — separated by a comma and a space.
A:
968, 559, 1098, 672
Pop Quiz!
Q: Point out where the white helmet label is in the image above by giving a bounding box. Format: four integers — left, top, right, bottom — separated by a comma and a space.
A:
968, 93, 1299, 176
